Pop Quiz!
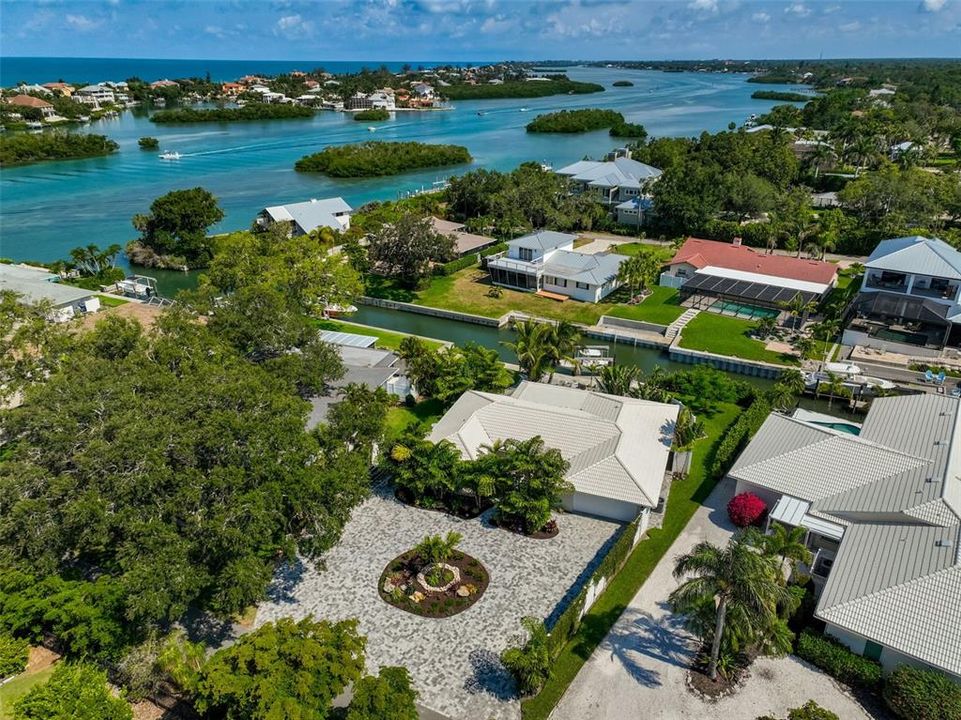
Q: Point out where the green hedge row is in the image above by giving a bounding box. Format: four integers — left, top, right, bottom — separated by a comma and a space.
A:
547, 519, 638, 655
708, 397, 772, 478
479, 242, 508, 258
884, 665, 961, 720
795, 631, 883, 690
433, 254, 479, 276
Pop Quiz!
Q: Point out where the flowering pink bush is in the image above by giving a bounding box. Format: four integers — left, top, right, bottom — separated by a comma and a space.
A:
727, 492, 767, 527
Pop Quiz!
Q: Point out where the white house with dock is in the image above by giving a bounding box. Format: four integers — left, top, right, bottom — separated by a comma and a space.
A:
0, 263, 100, 321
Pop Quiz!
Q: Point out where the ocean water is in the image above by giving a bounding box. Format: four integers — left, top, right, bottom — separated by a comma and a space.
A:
0, 64, 802, 266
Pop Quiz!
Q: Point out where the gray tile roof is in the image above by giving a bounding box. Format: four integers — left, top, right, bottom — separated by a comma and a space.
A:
264, 197, 352, 235
508, 230, 576, 252
729, 395, 961, 676
306, 346, 397, 429
866, 236, 961, 280
542, 250, 627, 286
556, 157, 662, 189
428, 381, 678, 507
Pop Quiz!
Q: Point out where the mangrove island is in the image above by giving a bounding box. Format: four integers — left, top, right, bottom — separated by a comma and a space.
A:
295, 141, 472, 177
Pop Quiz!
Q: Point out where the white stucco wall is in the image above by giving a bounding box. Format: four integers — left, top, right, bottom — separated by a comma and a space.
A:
564, 492, 640, 522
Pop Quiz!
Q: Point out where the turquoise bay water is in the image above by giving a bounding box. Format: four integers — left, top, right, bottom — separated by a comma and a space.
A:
0, 66, 800, 265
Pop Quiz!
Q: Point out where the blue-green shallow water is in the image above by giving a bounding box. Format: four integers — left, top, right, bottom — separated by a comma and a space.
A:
0, 66, 805, 265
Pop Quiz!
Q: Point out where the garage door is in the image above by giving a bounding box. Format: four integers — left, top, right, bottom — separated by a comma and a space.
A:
566, 492, 639, 522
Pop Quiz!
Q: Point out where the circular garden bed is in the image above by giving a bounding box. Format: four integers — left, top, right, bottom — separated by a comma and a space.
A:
379, 548, 489, 618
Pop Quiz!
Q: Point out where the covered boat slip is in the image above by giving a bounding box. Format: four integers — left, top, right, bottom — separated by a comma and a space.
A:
679, 272, 822, 316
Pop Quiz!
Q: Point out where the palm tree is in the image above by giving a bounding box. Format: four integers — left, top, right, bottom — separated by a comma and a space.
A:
413, 531, 463, 565
503, 319, 551, 382
670, 532, 787, 681
597, 364, 639, 396
808, 142, 836, 180
773, 369, 807, 398
542, 320, 582, 381
750, 523, 812, 574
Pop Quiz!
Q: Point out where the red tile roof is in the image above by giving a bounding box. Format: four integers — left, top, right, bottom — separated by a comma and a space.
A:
669, 237, 838, 284
4, 94, 53, 109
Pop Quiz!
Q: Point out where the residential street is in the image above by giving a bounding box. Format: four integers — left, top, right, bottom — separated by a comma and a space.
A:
550, 477, 873, 720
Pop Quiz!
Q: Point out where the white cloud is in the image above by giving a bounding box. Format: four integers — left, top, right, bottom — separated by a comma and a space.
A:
784, 3, 811, 16
204, 25, 226, 37
921, 0, 946, 11
688, 0, 718, 12
274, 13, 314, 37
752, 11, 770, 22
480, 14, 514, 33
65, 13, 101, 31
839, 20, 861, 32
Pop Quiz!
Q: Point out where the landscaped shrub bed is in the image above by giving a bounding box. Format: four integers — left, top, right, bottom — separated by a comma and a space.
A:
884, 665, 961, 720
379, 548, 489, 618
491, 514, 558, 539
709, 396, 772, 477
394, 486, 490, 519
795, 631, 883, 691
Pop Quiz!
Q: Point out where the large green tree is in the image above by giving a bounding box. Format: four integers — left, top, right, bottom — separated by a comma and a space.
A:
346, 666, 419, 720
13, 662, 132, 720
195, 617, 366, 720
131, 187, 224, 266
367, 212, 454, 287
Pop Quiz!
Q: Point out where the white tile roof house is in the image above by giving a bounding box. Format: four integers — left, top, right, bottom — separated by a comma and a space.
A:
729, 394, 961, 679
259, 197, 353, 236
429, 381, 679, 523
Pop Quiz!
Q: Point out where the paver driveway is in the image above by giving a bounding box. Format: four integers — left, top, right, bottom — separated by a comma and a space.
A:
550, 477, 873, 720
256, 487, 622, 720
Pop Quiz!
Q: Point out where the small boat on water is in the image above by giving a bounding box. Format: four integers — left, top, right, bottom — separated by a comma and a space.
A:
322, 304, 358, 318
477, 111, 485, 116
804, 362, 897, 394
367, 126, 377, 132
159, 151, 182, 161
519, 107, 529, 112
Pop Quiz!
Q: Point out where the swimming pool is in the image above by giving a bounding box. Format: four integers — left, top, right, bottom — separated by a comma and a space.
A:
810, 421, 861, 435
708, 300, 780, 320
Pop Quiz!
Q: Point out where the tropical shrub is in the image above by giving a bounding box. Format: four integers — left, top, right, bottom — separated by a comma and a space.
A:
346, 666, 418, 720
195, 617, 366, 720
884, 665, 961, 720
795, 631, 882, 690
0, 632, 29, 679
757, 700, 841, 720
727, 492, 768, 527
501, 617, 552, 695
13, 662, 132, 720
413, 531, 463, 565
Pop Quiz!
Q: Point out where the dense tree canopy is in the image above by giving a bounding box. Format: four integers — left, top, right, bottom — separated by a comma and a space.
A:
13, 662, 132, 720
150, 103, 314, 123
0, 304, 372, 641
346, 666, 419, 720
130, 187, 225, 267
526, 108, 624, 133
367, 211, 455, 286
195, 617, 366, 720
295, 141, 471, 177
0, 132, 118, 167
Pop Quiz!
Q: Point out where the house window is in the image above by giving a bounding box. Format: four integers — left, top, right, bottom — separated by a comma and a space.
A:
863, 640, 883, 661
576, 281, 589, 290
548, 277, 567, 287
518, 248, 534, 262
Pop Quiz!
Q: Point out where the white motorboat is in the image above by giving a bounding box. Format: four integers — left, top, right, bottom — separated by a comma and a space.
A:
804, 370, 896, 394
519, 107, 529, 112
159, 151, 182, 161
367, 126, 377, 132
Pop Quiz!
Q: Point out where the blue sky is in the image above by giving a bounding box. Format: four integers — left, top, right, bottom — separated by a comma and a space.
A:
1, 0, 959, 61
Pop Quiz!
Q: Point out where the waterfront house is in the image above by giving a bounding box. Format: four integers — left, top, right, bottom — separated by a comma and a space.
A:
555, 153, 662, 209
728, 395, 961, 680
429, 381, 679, 524
431, 218, 497, 257
258, 197, 353, 236
412, 82, 434, 99
662, 237, 838, 318
74, 84, 115, 106
308, 330, 412, 428
843, 236, 961, 354
42, 82, 74, 96
346, 92, 373, 110
486, 230, 628, 302
17, 83, 51, 96
0, 263, 100, 322
150, 79, 179, 90
4, 94, 55, 117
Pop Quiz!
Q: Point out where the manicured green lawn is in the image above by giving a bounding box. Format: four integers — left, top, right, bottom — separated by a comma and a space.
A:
314, 319, 445, 352
385, 399, 446, 440
0, 665, 55, 720
605, 286, 685, 326
97, 294, 129, 307
678, 313, 799, 365
521, 403, 743, 720
611, 242, 675, 262
373, 268, 617, 325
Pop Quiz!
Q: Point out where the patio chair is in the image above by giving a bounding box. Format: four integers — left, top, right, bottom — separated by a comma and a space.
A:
925, 369, 935, 383
937, 371, 946, 385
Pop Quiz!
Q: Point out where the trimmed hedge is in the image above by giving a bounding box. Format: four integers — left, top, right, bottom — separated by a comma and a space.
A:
795, 631, 883, 690
434, 253, 479, 276
709, 397, 772, 478
479, 241, 508, 258
547, 519, 638, 655
884, 665, 961, 720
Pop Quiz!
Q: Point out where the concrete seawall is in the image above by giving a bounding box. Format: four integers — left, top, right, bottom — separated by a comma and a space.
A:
667, 345, 787, 379
359, 296, 503, 327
